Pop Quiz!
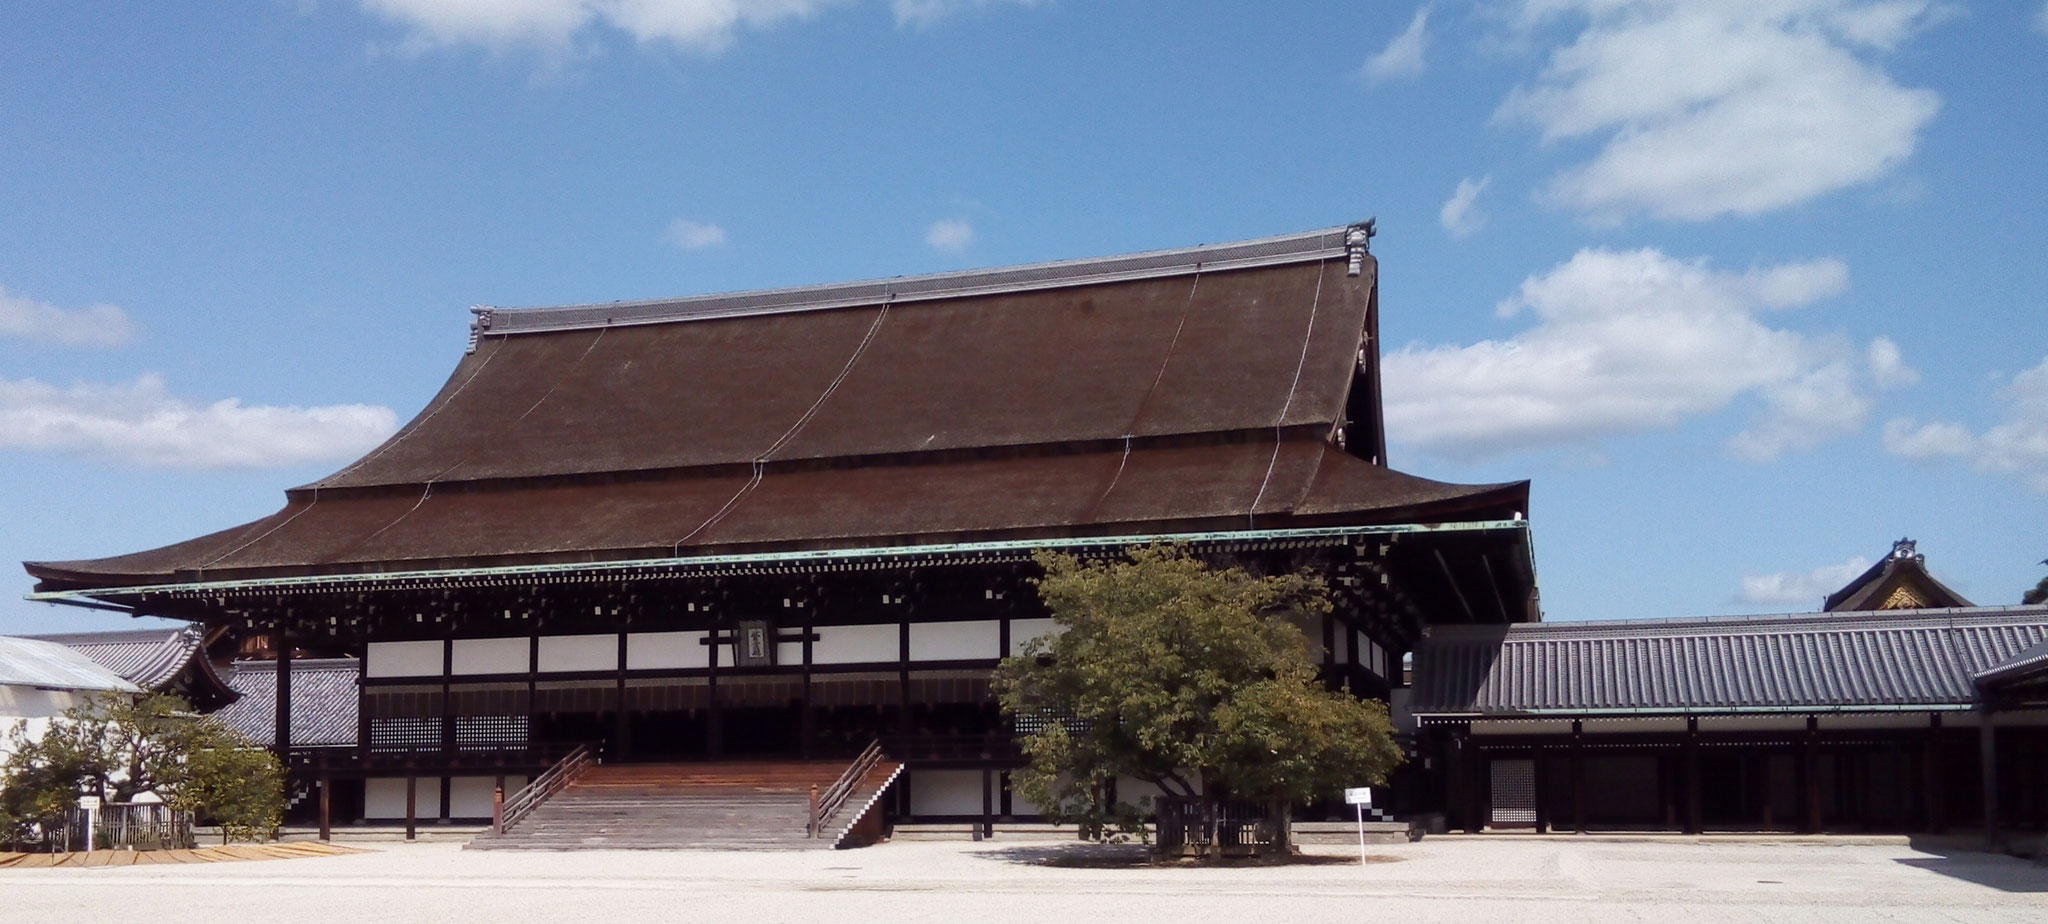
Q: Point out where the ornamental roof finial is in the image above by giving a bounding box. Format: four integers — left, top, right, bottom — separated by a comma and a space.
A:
1345, 218, 1376, 277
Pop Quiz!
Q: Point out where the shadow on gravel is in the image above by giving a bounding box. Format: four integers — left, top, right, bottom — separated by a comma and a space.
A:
969, 844, 1400, 869
1894, 838, 2048, 893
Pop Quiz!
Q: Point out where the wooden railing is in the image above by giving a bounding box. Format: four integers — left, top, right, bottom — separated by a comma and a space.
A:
494, 742, 596, 835
809, 739, 884, 838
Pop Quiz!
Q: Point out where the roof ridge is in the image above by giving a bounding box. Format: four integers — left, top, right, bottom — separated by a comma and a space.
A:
1428, 605, 2048, 639
474, 224, 1365, 337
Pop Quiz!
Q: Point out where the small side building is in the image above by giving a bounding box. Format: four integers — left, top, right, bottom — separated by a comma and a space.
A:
27, 627, 240, 712
0, 636, 140, 763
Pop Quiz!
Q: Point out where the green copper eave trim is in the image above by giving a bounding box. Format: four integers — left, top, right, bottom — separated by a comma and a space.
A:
27, 519, 1530, 601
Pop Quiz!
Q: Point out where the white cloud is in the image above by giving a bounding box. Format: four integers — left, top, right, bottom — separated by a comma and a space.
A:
362, 0, 843, 55
360, 0, 1038, 54
1738, 556, 1870, 606
662, 218, 727, 250
2039, 2, 2048, 39
1884, 355, 2048, 493
1866, 335, 1918, 388
1439, 175, 1491, 239
1499, 1, 1942, 223
0, 286, 137, 348
1382, 247, 1892, 461
891, 0, 1040, 29
0, 373, 398, 468
1363, 5, 1432, 84
1881, 417, 1972, 460
925, 218, 974, 253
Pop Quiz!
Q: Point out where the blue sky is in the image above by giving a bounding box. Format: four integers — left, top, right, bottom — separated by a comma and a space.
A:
3, 0, 2044, 635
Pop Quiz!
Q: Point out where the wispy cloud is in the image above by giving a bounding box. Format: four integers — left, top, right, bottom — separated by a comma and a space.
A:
1362, 5, 1431, 84
662, 218, 727, 250
0, 373, 397, 468
1738, 556, 1870, 606
0, 285, 138, 348
1499, 1, 1942, 224
925, 218, 975, 253
1439, 175, 1491, 239
360, 0, 1039, 56
1383, 247, 1900, 462
1883, 354, 2048, 494
892, 0, 1041, 30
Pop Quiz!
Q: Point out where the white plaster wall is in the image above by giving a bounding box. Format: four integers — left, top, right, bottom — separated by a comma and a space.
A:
0, 684, 83, 719
1007, 618, 1059, 656
448, 776, 519, 819
1699, 715, 1808, 732
451, 637, 529, 675
366, 640, 444, 678
538, 634, 618, 673
777, 641, 805, 666
813, 624, 900, 665
627, 631, 708, 670
910, 769, 985, 816
364, 777, 443, 820
910, 620, 1001, 662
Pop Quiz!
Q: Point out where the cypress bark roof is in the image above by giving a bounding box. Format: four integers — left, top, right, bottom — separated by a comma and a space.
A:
26, 225, 1527, 590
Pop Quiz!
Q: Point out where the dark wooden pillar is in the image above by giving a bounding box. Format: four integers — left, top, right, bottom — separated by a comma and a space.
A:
439, 776, 452, 822
1799, 716, 1820, 834
896, 619, 913, 736
1980, 710, 2001, 849
1923, 714, 1944, 833
405, 775, 418, 841
706, 629, 723, 758
800, 615, 816, 760
526, 634, 539, 758
274, 632, 293, 756
980, 767, 994, 840
613, 633, 630, 761
1683, 717, 1701, 835
1570, 720, 1585, 834
1445, 730, 1474, 833
318, 776, 332, 842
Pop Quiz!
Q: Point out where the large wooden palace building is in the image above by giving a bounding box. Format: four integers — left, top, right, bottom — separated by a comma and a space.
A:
24, 225, 1536, 825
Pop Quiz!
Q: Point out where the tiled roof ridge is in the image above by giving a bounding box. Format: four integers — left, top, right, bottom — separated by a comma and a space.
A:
476, 224, 1367, 337
230, 657, 359, 672
1428, 605, 2048, 640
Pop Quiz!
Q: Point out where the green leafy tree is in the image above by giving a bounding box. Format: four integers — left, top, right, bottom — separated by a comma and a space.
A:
2024, 560, 2047, 605
0, 692, 284, 847
992, 545, 1404, 854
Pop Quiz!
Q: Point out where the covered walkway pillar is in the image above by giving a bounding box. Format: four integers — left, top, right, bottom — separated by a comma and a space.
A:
1980, 709, 2001, 849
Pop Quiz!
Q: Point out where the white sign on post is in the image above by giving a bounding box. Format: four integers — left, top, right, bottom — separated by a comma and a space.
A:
1344, 787, 1373, 864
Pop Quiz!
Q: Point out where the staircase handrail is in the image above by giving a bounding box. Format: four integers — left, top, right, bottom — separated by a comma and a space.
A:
810, 739, 884, 837
496, 743, 596, 835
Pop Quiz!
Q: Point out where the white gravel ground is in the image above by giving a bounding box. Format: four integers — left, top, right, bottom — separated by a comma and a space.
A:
4, 838, 2044, 923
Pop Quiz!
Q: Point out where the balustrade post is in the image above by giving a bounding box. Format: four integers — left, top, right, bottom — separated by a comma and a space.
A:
809, 784, 821, 838
493, 784, 505, 835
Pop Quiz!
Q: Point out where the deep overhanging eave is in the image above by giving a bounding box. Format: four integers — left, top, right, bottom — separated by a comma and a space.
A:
27, 519, 1529, 603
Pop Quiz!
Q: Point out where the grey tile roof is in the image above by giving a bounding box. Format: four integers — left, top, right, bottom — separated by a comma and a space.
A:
1976, 636, 2048, 692
213, 658, 359, 747
0, 635, 139, 693
27, 628, 202, 689
1410, 606, 2048, 716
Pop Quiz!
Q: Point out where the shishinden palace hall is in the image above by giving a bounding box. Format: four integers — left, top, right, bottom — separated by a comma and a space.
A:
22, 224, 2047, 844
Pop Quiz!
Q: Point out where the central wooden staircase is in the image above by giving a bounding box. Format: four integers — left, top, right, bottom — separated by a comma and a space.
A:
469, 754, 901, 851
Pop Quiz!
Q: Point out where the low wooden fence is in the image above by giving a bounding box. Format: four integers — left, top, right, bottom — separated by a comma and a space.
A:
3, 803, 195, 853
1155, 797, 1281, 857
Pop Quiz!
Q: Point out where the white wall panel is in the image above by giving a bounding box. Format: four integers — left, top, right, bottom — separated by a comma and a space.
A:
910, 769, 985, 816
1007, 618, 1059, 656
366, 640, 444, 678
813, 624, 900, 665
1819, 712, 1941, 730
448, 776, 518, 819
1471, 719, 1573, 735
451, 637, 529, 675
364, 777, 442, 820
1580, 717, 1687, 733
910, 620, 1001, 662
777, 641, 805, 666
627, 632, 708, 670
538, 634, 618, 673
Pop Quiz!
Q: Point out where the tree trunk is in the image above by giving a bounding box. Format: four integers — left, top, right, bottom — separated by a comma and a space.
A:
1269, 798, 1293, 855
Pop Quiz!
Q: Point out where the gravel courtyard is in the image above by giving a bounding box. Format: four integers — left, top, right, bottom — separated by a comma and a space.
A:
4, 838, 2044, 923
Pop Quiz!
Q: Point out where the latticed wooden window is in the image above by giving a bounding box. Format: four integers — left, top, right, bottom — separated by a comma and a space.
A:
454, 715, 530, 752
368, 717, 443, 753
